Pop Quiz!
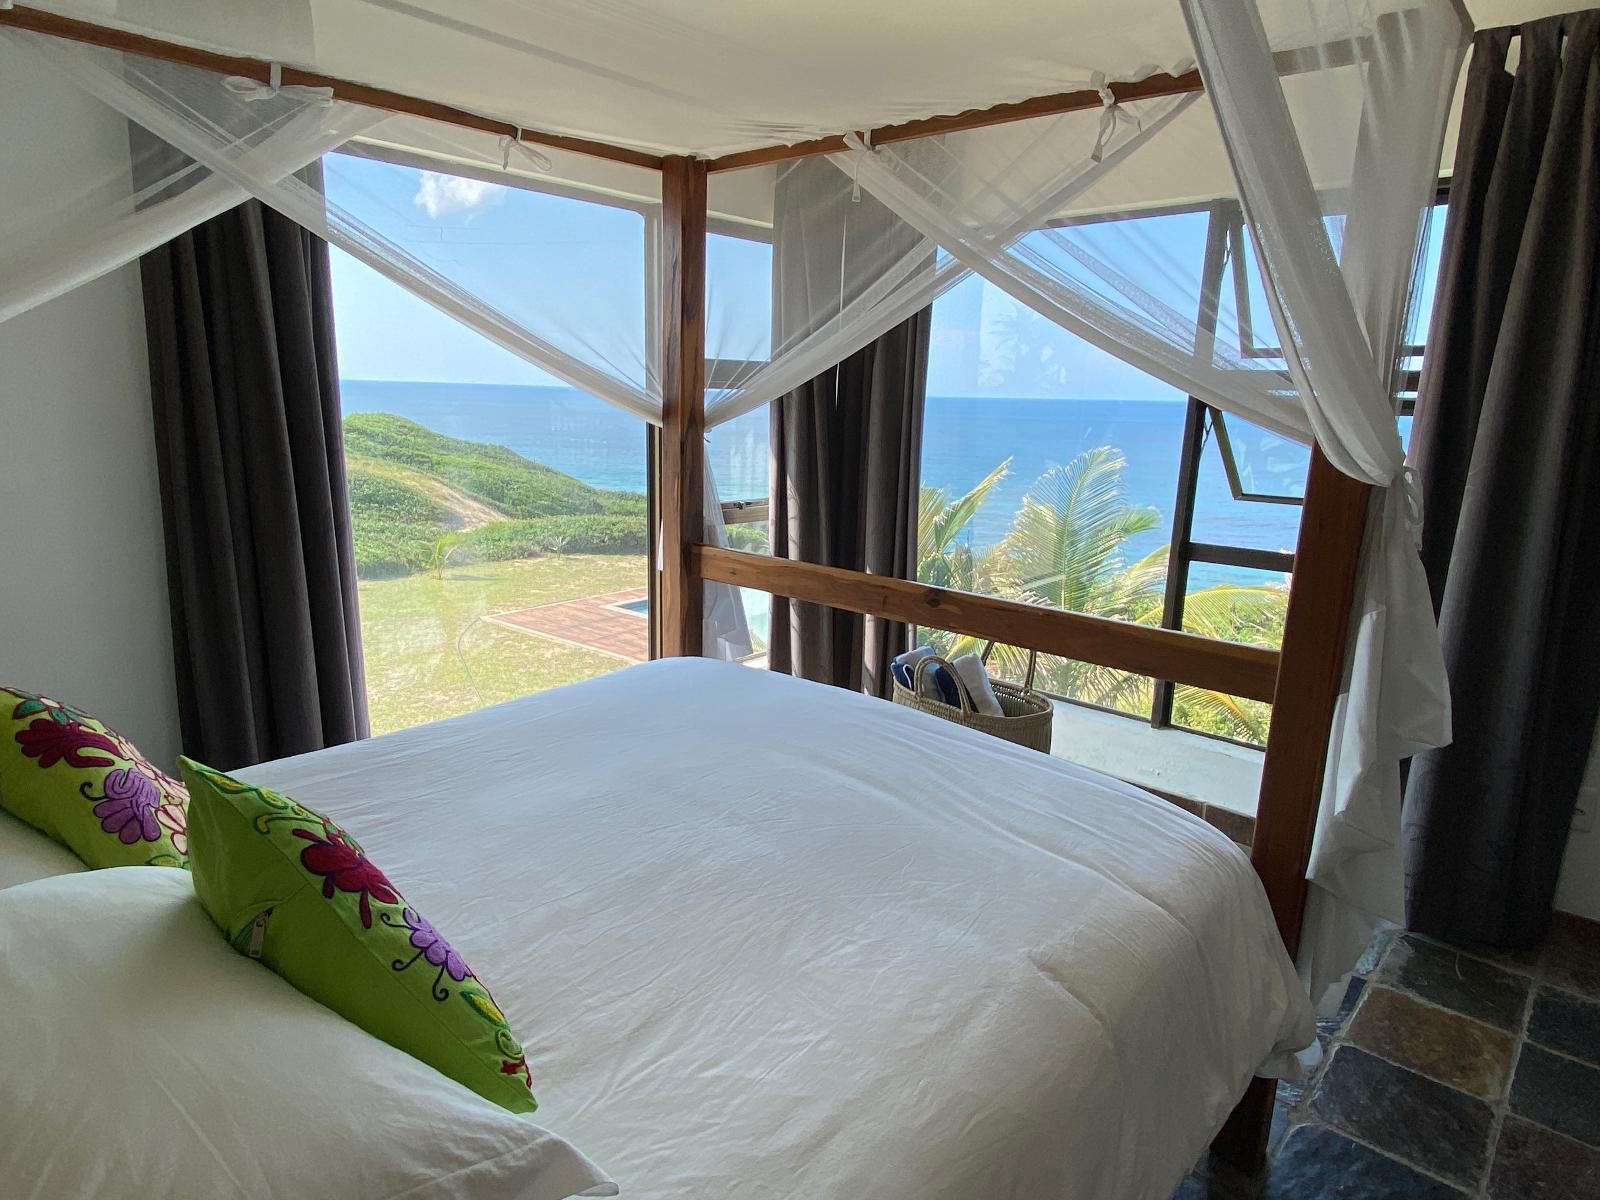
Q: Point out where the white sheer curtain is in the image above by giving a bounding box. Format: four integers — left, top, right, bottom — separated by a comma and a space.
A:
704, 153, 962, 425
0, 31, 373, 324
2, 29, 664, 422
1182, 0, 1464, 1001
0, 27, 753, 656
816, 0, 1463, 996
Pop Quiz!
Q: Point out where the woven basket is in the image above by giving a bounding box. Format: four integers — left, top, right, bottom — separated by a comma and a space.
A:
891, 645, 1053, 754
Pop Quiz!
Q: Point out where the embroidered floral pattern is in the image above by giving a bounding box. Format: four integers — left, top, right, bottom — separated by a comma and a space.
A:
293, 820, 400, 929
182, 759, 536, 1112
2, 686, 188, 869
155, 802, 188, 856
463, 987, 533, 1096
378, 907, 474, 1000
16, 718, 120, 770
500, 1054, 532, 1088
84, 768, 162, 844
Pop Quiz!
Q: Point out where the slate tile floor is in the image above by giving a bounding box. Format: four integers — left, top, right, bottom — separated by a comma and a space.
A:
1174, 914, 1600, 1199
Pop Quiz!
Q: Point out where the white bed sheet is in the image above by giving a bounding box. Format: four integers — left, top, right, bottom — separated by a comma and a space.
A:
243, 659, 1314, 1200
0, 809, 87, 890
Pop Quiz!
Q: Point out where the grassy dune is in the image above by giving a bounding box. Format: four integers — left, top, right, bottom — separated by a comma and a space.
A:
356, 556, 646, 734
343, 414, 652, 728
344, 413, 647, 578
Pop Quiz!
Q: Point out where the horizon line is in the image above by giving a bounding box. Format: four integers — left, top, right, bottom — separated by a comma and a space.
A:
338, 377, 1185, 404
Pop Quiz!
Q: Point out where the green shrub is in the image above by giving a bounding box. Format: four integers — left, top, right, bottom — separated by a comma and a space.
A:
342, 413, 644, 519
724, 524, 769, 553
347, 468, 453, 526
449, 515, 648, 562
352, 523, 443, 578
342, 413, 650, 578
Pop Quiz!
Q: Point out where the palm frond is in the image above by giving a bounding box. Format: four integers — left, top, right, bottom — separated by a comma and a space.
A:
1172, 685, 1271, 743
1181, 583, 1289, 650
930, 459, 1012, 553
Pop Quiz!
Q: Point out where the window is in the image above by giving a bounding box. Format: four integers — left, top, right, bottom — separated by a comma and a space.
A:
705, 227, 776, 655
326, 154, 651, 735
919, 198, 1446, 747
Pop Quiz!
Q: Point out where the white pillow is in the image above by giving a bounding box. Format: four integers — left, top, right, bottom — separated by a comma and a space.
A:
0, 868, 616, 1200
0, 809, 85, 891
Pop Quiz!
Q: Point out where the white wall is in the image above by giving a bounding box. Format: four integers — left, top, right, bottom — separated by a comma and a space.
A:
1555, 740, 1600, 921
0, 43, 182, 771
0, 272, 183, 771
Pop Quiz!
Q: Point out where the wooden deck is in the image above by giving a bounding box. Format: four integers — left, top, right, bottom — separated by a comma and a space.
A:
486, 588, 649, 662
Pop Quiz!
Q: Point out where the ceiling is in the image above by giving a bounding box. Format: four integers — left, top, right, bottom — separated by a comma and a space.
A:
29, 0, 1572, 158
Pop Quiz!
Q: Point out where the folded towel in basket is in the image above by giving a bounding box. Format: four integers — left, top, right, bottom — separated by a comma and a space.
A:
950, 653, 1004, 717
891, 647, 960, 706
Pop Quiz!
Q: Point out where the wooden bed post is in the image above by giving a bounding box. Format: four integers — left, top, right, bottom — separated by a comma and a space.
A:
1211, 444, 1372, 1172
658, 155, 708, 657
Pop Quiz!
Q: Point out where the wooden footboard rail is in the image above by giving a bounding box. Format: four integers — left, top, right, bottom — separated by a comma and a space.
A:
691, 545, 1281, 702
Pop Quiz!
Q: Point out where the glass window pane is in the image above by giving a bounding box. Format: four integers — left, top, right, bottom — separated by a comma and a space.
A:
706, 230, 774, 364
1190, 414, 1307, 559
327, 165, 649, 736
1173, 564, 1289, 745
920, 267, 1203, 718
1405, 202, 1449, 347
707, 407, 773, 654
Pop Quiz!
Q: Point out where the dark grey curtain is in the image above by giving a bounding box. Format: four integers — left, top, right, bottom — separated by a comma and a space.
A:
768, 312, 931, 695
140, 197, 368, 770
1403, 13, 1600, 948
764, 157, 933, 697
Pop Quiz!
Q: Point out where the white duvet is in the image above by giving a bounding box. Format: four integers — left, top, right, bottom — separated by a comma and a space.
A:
243, 659, 1313, 1200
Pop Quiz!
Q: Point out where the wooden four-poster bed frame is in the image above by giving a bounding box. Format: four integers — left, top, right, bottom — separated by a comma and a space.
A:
0, 3, 1377, 1170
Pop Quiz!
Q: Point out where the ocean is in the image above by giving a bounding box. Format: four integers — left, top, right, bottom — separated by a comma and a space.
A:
338, 379, 1310, 588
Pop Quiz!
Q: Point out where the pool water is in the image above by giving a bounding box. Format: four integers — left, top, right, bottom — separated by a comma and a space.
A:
615, 592, 770, 646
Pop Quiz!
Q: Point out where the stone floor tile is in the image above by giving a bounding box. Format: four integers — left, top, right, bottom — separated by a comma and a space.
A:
1527, 986, 1600, 1066
1378, 934, 1530, 1030
1540, 914, 1600, 1001
1344, 985, 1516, 1098
1352, 926, 1400, 977
1260, 1124, 1468, 1199
1310, 1046, 1492, 1188
1316, 976, 1367, 1043
1509, 1043, 1600, 1148
1488, 1117, 1600, 1199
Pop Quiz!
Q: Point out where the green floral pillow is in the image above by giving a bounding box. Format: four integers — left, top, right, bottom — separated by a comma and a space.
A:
180, 758, 535, 1114
0, 686, 188, 869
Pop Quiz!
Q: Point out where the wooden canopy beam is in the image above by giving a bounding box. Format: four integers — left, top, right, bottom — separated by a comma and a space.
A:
4, 7, 1361, 180
706, 69, 1204, 173
703, 39, 1362, 174
658, 157, 709, 657
0, 5, 664, 170
691, 545, 1281, 702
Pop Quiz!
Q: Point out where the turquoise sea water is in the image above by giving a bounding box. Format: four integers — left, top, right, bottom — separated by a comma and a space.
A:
338, 378, 1312, 587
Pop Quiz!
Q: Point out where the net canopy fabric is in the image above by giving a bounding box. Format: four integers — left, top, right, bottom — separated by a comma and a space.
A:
0, 0, 1484, 995
15, 0, 1372, 158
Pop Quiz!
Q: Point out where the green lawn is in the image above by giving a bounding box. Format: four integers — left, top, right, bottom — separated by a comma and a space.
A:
357, 554, 647, 735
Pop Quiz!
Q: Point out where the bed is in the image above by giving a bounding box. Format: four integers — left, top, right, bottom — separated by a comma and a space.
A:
0, 809, 87, 890
235, 657, 1313, 1199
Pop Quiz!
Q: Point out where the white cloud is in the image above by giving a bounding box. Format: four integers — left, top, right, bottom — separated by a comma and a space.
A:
412, 172, 506, 219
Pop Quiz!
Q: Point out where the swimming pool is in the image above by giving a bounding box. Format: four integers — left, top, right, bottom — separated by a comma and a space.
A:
614, 592, 770, 644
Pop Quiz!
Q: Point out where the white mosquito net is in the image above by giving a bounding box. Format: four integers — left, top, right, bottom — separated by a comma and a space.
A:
0, 0, 1471, 996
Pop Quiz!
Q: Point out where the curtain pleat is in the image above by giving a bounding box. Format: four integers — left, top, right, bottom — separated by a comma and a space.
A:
141, 196, 368, 770
768, 310, 930, 697
1404, 13, 1600, 948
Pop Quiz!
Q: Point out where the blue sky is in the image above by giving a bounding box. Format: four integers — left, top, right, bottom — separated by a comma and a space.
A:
325, 153, 1445, 402
325, 153, 1187, 401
